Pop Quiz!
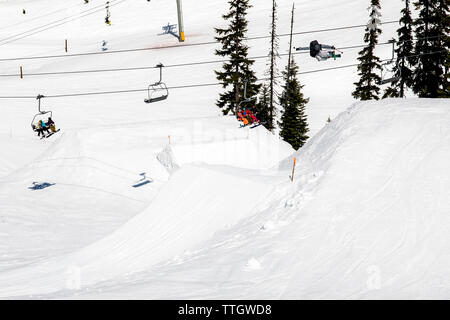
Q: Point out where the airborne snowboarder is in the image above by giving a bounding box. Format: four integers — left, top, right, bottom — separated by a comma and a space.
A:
295, 40, 342, 61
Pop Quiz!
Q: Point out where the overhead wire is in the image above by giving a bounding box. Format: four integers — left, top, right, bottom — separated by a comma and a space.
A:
0, 11, 445, 100
0, 36, 443, 78
0, 50, 445, 100
0, 45, 384, 78
0, 0, 127, 47
0, 1, 90, 32
0, 20, 403, 62
0, 1, 110, 44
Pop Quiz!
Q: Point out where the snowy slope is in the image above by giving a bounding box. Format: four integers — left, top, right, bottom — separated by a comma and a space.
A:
67, 99, 449, 300
1, 98, 449, 299
1, 0, 449, 300
0, 164, 279, 297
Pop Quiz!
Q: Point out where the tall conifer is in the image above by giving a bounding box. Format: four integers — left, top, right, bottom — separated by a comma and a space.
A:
412, 0, 449, 97
384, 0, 415, 98
215, 0, 260, 115
279, 58, 309, 150
352, 0, 383, 101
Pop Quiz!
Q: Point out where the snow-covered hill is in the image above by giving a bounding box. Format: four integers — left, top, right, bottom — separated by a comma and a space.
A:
0, 0, 449, 299
72, 99, 449, 300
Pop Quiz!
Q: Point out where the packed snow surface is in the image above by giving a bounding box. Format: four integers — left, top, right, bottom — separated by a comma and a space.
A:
0, 0, 449, 299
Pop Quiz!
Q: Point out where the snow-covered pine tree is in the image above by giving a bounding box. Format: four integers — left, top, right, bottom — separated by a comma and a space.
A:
279, 58, 309, 150
412, 0, 449, 97
383, 0, 415, 98
352, 0, 383, 101
214, 0, 260, 115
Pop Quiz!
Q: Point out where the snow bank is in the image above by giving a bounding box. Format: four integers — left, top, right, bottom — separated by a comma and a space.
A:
0, 115, 290, 283
0, 164, 276, 297
277, 98, 450, 299
171, 124, 293, 169
69, 99, 450, 300
156, 145, 180, 173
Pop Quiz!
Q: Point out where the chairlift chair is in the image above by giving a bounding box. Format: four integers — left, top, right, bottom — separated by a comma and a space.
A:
31, 94, 53, 131
377, 39, 401, 85
236, 80, 255, 114
144, 63, 169, 104
105, 1, 111, 25
378, 64, 401, 85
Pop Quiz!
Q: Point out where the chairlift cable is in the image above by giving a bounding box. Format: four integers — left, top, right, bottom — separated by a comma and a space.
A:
0, 38, 442, 78
0, 1, 110, 44
0, 20, 420, 62
0, 0, 127, 47
0, 1, 90, 32
0, 49, 445, 100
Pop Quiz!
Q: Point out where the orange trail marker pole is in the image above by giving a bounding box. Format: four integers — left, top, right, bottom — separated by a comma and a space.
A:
291, 157, 296, 182
168, 135, 171, 145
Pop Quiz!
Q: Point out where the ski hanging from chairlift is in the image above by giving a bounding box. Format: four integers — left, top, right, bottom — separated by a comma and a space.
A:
144, 63, 169, 104
295, 40, 343, 61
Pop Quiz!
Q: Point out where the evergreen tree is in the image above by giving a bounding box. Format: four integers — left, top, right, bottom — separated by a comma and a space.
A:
215, 0, 260, 115
412, 0, 449, 97
382, 82, 401, 98
352, 0, 383, 100
255, 84, 271, 128
264, 0, 280, 130
436, 0, 449, 97
442, 33, 450, 97
256, 0, 279, 131
383, 0, 415, 98
279, 58, 309, 150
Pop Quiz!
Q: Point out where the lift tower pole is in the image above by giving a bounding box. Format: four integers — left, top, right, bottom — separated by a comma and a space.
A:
176, 0, 185, 42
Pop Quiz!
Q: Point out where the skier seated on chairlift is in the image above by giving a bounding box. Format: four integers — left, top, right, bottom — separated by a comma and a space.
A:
238, 109, 259, 127
33, 120, 50, 137
243, 109, 254, 125
46, 117, 57, 133
237, 111, 249, 126
243, 109, 252, 124
238, 110, 250, 126
247, 109, 259, 124
296, 40, 342, 61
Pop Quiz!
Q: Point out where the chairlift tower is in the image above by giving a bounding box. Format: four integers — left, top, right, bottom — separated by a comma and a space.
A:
176, 0, 185, 42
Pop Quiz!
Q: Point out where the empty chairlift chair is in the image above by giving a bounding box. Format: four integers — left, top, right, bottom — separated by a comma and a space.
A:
377, 39, 401, 85
378, 61, 401, 85
144, 63, 169, 104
